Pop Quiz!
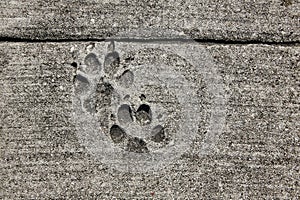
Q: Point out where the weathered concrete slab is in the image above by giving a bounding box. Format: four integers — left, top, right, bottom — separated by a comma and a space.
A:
0, 0, 299, 42
1, 41, 299, 198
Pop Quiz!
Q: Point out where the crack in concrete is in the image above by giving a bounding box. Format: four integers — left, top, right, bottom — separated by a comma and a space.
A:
0, 37, 299, 46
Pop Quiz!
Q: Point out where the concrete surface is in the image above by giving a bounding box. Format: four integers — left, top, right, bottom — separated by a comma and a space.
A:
1, 41, 299, 198
0, 0, 299, 199
0, 0, 299, 42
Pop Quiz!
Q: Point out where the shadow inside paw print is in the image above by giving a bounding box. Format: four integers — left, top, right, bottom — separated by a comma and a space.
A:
127, 137, 149, 153
104, 51, 120, 77
110, 124, 126, 143
151, 125, 165, 143
109, 102, 167, 153
117, 104, 133, 125
109, 124, 149, 153
117, 70, 134, 88
136, 104, 152, 126
84, 53, 102, 73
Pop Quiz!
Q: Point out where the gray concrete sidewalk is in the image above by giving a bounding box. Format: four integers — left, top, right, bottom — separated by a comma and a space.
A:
0, 0, 299, 42
1, 41, 299, 198
0, 0, 299, 199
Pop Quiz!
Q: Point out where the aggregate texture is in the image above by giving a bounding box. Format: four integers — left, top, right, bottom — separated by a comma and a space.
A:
1, 42, 299, 198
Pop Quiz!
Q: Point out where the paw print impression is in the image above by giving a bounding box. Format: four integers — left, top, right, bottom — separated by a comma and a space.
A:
72, 39, 211, 173
110, 99, 169, 153
74, 42, 184, 154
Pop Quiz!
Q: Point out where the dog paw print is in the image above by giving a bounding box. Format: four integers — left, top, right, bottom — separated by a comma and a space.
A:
110, 101, 168, 153
74, 41, 169, 154
72, 32, 226, 173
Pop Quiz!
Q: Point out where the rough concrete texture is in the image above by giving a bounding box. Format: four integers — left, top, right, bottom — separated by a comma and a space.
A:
0, 0, 299, 42
1, 41, 299, 199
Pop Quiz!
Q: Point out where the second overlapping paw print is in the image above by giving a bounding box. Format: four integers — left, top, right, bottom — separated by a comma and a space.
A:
110, 101, 167, 153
